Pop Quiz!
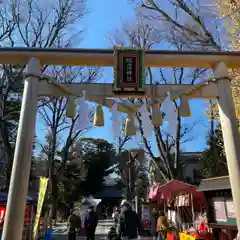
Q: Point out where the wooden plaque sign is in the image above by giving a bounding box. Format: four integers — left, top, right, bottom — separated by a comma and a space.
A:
113, 48, 145, 95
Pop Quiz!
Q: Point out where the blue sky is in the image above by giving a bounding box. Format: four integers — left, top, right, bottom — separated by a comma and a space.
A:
36, 0, 211, 153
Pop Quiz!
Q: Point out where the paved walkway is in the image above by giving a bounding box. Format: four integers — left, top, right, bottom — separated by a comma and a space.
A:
52, 234, 106, 240
53, 219, 114, 235
52, 219, 112, 239
52, 220, 152, 240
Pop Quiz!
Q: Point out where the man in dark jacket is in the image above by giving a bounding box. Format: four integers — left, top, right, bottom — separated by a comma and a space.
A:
67, 209, 81, 240
117, 200, 142, 240
84, 206, 99, 240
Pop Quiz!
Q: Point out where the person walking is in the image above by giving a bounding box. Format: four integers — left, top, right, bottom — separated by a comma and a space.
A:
112, 207, 120, 227
84, 206, 99, 240
67, 209, 81, 240
117, 200, 142, 240
156, 211, 169, 240
151, 208, 159, 240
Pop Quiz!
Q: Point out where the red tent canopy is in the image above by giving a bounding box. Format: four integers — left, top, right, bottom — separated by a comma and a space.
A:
158, 180, 204, 200
159, 180, 196, 197
148, 180, 206, 212
158, 180, 205, 211
148, 180, 197, 200
148, 180, 205, 201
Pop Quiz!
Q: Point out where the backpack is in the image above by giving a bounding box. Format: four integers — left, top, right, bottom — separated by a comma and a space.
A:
68, 214, 81, 229
156, 216, 169, 232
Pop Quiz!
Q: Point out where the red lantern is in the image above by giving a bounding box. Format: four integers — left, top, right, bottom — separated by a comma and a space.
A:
0, 206, 6, 224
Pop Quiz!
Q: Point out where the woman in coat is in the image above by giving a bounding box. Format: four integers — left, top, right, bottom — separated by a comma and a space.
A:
156, 211, 169, 240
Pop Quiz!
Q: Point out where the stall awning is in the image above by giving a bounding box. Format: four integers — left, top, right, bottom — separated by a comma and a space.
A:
148, 180, 206, 211
149, 180, 202, 200
197, 176, 231, 192
160, 180, 196, 195
158, 180, 197, 200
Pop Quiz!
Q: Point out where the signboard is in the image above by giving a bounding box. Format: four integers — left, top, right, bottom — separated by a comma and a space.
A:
0, 205, 31, 225
113, 48, 145, 95
180, 232, 196, 240
0, 206, 6, 224
212, 197, 227, 222
226, 199, 235, 218
141, 204, 151, 229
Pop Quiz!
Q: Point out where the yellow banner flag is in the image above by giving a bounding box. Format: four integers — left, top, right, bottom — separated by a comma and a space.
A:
32, 177, 48, 240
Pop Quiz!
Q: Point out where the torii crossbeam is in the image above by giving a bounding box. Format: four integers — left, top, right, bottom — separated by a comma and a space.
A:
0, 47, 240, 68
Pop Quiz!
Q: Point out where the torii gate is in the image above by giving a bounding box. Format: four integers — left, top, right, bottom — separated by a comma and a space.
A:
1, 48, 240, 239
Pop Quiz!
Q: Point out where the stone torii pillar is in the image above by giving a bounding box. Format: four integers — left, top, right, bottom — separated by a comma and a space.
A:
2, 58, 40, 240
214, 61, 240, 235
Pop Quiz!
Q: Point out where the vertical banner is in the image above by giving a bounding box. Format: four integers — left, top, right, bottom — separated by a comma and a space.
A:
0, 206, 6, 224
113, 47, 145, 95
32, 177, 48, 240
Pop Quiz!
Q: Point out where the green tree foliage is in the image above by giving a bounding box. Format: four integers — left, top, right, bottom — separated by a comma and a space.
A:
58, 160, 88, 212
114, 149, 149, 201
37, 138, 117, 213
77, 138, 116, 196
201, 124, 228, 178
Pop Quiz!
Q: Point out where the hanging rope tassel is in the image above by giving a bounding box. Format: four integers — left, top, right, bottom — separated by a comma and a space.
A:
179, 97, 191, 117
125, 114, 136, 136
93, 104, 104, 126
151, 103, 163, 126
65, 96, 76, 119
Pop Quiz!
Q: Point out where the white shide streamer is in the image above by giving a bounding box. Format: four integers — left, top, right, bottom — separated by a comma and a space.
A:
161, 94, 177, 136
75, 91, 90, 131
139, 103, 152, 139
110, 103, 121, 140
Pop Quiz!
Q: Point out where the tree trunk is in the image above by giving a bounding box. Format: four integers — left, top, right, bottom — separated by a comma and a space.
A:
1, 123, 14, 190
51, 175, 59, 222
174, 107, 181, 179
209, 100, 215, 152
127, 154, 134, 202
47, 125, 58, 220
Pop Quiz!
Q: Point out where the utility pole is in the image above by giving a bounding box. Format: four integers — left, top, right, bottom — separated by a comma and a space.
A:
2, 58, 40, 240
127, 151, 133, 202
127, 150, 137, 203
